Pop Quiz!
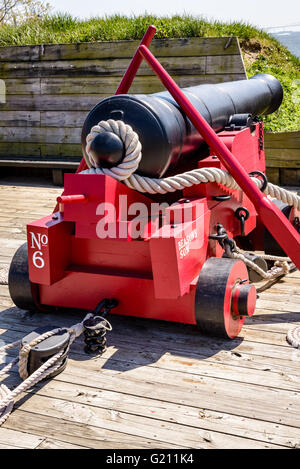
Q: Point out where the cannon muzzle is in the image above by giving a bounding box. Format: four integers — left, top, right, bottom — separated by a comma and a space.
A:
82, 73, 283, 177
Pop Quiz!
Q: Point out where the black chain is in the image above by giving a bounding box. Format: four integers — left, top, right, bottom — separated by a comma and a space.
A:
209, 223, 228, 247
209, 223, 237, 253
258, 121, 264, 151
83, 298, 118, 355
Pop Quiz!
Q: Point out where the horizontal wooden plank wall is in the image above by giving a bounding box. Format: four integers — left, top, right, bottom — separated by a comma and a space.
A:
265, 131, 300, 185
0, 37, 246, 169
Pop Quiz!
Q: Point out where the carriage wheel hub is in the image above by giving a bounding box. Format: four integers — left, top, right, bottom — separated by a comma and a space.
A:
232, 283, 256, 317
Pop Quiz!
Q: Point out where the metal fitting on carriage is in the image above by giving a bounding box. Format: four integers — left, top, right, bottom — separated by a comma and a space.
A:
234, 207, 250, 237
21, 327, 70, 379
83, 299, 117, 355
209, 223, 229, 247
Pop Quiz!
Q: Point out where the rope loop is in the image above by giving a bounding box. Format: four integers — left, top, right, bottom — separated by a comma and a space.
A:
82, 119, 142, 181
287, 326, 300, 348
0, 313, 92, 426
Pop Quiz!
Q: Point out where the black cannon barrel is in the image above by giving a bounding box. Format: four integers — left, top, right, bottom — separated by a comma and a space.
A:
81, 73, 283, 177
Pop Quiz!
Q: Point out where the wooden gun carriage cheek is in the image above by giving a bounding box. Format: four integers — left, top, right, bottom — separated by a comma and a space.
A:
8, 25, 300, 342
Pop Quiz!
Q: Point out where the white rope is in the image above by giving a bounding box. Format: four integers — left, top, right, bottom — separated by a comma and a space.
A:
82, 119, 142, 182
81, 120, 300, 212
0, 266, 8, 285
0, 312, 94, 426
225, 244, 292, 280
287, 326, 300, 349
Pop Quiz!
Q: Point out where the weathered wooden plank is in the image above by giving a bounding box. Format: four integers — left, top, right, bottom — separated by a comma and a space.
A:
44, 37, 241, 61
36, 438, 88, 449
0, 126, 82, 144
206, 55, 246, 74
257, 290, 300, 307
40, 74, 247, 95
0, 44, 40, 62
0, 37, 241, 62
0, 94, 102, 111
46, 360, 300, 429
0, 159, 71, 174
255, 298, 300, 314
281, 169, 300, 186
264, 132, 300, 180
2, 385, 282, 449
4, 78, 41, 95
3, 410, 184, 449
0, 56, 208, 78
0, 443, 24, 449
265, 149, 300, 167
265, 167, 280, 185
0, 142, 41, 156
0, 55, 245, 79
40, 143, 82, 157
0, 427, 44, 449
41, 111, 85, 128
23, 378, 300, 448
0, 142, 81, 157
265, 131, 300, 149
0, 111, 40, 127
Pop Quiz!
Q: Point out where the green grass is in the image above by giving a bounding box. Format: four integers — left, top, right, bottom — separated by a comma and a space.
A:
0, 13, 299, 132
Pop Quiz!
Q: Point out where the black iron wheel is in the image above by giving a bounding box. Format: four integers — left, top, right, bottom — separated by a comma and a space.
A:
8, 242, 39, 311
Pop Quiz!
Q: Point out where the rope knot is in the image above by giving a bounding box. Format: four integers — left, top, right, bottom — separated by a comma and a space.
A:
82, 119, 142, 181
274, 260, 290, 275
68, 313, 94, 338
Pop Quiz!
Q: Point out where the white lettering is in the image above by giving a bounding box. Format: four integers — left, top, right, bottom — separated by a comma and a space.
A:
32, 250, 45, 269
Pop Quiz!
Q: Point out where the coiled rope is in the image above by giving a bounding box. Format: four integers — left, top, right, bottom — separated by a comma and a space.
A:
0, 313, 94, 426
84, 120, 142, 181
81, 119, 300, 349
287, 326, 300, 349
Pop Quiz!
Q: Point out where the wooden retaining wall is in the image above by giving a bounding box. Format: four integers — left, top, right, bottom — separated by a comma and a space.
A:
0, 37, 246, 168
265, 131, 300, 185
0, 37, 298, 185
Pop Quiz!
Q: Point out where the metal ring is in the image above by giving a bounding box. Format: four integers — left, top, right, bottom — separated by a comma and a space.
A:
235, 207, 250, 221
249, 171, 268, 192
212, 195, 232, 201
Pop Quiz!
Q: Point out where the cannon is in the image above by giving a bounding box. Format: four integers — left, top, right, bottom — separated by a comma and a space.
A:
8, 26, 300, 343
81, 73, 283, 177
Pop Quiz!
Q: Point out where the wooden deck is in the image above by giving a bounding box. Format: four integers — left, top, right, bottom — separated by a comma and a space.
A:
0, 177, 299, 449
